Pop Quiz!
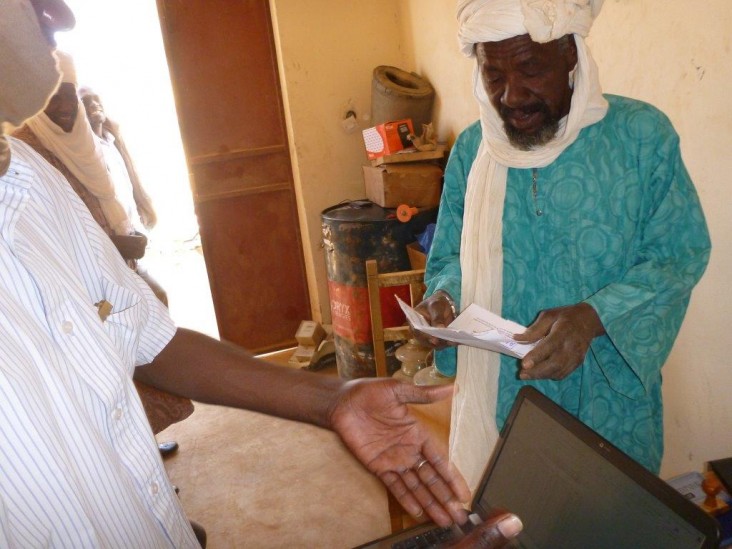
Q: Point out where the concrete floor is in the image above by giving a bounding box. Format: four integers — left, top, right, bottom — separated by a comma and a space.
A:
159, 405, 391, 548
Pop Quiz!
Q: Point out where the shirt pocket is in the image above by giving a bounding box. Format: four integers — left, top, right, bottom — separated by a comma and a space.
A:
101, 276, 144, 373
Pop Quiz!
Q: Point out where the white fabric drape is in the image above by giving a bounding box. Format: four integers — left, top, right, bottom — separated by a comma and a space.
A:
451, 0, 608, 494
26, 108, 132, 235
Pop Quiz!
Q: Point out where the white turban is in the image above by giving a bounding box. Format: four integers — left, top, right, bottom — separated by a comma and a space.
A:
447, 0, 608, 496
457, 0, 604, 53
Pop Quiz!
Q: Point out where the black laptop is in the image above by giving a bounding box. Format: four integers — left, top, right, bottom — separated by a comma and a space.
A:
357, 386, 720, 549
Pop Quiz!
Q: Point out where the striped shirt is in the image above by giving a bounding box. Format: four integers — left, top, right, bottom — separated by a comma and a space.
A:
0, 138, 199, 548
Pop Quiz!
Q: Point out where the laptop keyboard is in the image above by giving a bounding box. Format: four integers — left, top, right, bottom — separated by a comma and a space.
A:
391, 526, 458, 549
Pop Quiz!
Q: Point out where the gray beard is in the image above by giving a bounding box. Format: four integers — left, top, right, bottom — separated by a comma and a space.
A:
504, 119, 560, 151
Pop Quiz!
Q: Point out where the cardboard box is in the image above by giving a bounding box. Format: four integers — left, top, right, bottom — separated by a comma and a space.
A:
363, 163, 443, 208
362, 119, 415, 160
295, 320, 326, 347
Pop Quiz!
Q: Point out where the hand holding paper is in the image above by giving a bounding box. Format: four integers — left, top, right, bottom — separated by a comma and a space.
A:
398, 297, 536, 359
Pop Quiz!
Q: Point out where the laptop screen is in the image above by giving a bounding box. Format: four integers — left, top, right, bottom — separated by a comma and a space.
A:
473, 388, 719, 549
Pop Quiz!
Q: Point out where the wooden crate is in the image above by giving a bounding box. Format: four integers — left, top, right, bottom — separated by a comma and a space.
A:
363, 163, 442, 208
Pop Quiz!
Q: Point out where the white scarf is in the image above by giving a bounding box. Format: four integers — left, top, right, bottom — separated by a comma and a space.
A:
452, 0, 608, 494
25, 101, 132, 236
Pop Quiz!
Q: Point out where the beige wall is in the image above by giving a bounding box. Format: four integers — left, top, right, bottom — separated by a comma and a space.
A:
273, 0, 731, 477
270, 0, 410, 323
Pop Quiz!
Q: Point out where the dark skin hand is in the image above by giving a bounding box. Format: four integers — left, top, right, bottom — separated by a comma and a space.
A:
412, 291, 604, 381
110, 232, 148, 260
412, 290, 459, 350
329, 379, 469, 525
452, 511, 523, 548
513, 302, 605, 380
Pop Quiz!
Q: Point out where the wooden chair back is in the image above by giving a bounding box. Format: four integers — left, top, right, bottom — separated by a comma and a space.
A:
365, 259, 425, 378
365, 258, 426, 533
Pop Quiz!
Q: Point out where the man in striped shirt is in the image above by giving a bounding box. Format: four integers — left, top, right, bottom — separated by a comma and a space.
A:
0, 1, 524, 547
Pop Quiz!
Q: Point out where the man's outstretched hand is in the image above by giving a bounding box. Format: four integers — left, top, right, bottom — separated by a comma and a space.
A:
327, 379, 469, 526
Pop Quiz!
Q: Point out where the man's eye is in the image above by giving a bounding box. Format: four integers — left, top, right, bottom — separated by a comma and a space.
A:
521, 65, 545, 78
485, 72, 503, 84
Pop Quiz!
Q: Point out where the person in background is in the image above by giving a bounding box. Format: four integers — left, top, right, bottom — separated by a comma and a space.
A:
80, 87, 156, 230
13, 52, 168, 305
414, 0, 711, 493
0, 1, 524, 546
78, 86, 168, 306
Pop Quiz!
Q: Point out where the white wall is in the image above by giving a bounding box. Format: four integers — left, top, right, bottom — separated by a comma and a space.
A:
397, 3, 478, 144
273, 0, 731, 477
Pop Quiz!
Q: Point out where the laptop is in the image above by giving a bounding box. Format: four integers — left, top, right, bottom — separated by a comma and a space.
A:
357, 386, 720, 549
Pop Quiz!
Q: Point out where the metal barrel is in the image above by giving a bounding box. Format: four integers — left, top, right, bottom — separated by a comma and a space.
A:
321, 200, 437, 379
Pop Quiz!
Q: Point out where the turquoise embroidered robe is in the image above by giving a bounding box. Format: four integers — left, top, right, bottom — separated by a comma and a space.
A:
425, 95, 711, 473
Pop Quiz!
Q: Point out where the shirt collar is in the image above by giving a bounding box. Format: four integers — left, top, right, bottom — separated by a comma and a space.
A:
0, 138, 34, 237
1, 138, 34, 191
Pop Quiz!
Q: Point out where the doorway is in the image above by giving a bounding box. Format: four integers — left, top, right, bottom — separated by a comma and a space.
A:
56, 1, 218, 338
154, 0, 312, 353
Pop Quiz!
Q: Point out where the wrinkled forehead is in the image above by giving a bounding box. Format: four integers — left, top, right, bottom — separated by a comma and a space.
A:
475, 34, 570, 63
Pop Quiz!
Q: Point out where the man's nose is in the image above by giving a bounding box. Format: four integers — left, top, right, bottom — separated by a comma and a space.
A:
500, 76, 532, 109
58, 98, 78, 115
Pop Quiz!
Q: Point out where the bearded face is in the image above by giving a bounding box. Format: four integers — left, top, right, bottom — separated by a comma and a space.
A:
477, 34, 577, 150
500, 100, 562, 150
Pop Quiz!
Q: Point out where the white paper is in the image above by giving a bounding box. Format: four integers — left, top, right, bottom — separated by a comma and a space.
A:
397, 297, 536, 359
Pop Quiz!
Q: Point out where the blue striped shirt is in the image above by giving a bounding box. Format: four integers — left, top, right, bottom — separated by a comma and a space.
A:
0, 138, 199, 548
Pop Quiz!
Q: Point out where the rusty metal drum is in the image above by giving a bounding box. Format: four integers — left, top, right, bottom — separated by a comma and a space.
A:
321, 200, 437, 379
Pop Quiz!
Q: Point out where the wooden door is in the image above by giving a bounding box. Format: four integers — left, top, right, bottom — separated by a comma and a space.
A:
156, 0, 310, 353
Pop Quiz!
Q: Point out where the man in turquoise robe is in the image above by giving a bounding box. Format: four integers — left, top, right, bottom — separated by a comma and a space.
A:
416, 0, 710, 482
